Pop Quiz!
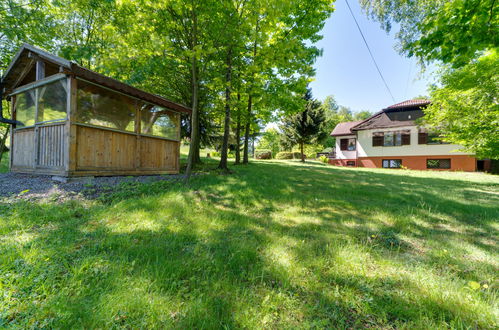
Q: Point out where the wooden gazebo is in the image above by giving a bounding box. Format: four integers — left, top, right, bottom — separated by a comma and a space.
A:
0, 44, 191, 177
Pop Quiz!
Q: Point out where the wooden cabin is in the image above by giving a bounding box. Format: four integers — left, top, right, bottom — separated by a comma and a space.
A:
0, 44, 191, 177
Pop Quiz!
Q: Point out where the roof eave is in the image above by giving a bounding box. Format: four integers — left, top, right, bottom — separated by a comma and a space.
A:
1, 43, 71, 83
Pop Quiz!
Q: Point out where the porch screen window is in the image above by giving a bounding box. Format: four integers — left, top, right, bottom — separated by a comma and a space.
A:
36, 80, 67, 123
340, 138, 356, 151
14, 79, 67, 127
14, 90, 36, 127
427, 159, 451, 169
76, 79, 136, 132
382, 159, 402, 168
140, 104, 180, 141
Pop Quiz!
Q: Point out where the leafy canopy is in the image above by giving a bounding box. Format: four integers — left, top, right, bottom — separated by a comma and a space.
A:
425, 51, 499, 159
360, 0, 498, 67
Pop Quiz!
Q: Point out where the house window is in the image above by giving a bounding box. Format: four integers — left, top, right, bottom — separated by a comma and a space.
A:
346, 161, 355, 166
418, 129, 449, 144
373, 130, 410, 147
427, 159, 451, 169
340, 138, 356, 151
382, 159, 402, 168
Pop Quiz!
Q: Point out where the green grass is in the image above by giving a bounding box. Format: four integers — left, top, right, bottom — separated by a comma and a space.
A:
0, 152, 8, 173
1, 159, 498, 328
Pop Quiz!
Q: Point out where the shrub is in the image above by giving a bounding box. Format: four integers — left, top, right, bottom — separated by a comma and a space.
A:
319, 155, 329, 163
255, 149, 272, 159
212, 151, 220, 157
276, 151, 304, 160
276, 152, 292, 159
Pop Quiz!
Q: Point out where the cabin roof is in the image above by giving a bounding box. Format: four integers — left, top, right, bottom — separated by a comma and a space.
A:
1, 43, 191, 114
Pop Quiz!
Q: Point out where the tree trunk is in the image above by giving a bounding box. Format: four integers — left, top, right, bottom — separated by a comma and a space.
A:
185, 6, 200, 182
0, 125, 10, 165
300, 142, 305, 162
242, 94, 252, 164
235, 93, 241, 165
218, 48, 232, 172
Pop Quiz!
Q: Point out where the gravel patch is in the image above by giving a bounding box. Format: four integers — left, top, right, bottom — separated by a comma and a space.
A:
0, 172, 185, 202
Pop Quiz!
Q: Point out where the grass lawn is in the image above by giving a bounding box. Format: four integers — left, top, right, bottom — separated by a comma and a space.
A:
1, 159, 498, 328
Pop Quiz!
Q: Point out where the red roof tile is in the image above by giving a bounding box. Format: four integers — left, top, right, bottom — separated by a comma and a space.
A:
385, 99, 431, 109
330, 121, 363, 136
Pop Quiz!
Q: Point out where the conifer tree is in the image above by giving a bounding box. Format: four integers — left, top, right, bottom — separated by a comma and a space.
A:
280, 89, 325, 162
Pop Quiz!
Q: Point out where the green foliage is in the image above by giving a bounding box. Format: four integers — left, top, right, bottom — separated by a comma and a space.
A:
256, 128, 280, 158
281, 89, 325, 160
255, 149, 272, 159
0, 161, 498, 328
275, 151, 302, 159
318, 96, 371, 148
318, 155, 329, 163
424, 51, 499, 159
0, 151, 8, 172
360, 0, 498, 67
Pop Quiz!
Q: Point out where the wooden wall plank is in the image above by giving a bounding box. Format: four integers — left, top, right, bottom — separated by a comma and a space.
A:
74, 125, 179, 174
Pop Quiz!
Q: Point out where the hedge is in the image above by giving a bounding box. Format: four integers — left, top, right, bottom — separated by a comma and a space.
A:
276, 151, 304, 160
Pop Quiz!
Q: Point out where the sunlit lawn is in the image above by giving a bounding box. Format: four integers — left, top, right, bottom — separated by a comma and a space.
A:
0, 159, 498, 328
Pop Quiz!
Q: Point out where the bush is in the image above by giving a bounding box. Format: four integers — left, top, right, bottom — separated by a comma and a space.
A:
212, 151, 220, 157
276, 151, 303, 160
255, 149, 272, 159
319, 155, 329, 163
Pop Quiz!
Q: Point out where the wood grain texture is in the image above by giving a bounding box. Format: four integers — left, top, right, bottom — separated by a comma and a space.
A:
12, 128, 35, 168
74, 125, 179, 174
36, 123, 65, 168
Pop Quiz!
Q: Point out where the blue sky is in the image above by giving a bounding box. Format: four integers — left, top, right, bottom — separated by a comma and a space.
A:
309, 0, 434, 113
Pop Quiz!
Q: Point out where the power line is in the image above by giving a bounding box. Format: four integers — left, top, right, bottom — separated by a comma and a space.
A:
344, 0, 395, 102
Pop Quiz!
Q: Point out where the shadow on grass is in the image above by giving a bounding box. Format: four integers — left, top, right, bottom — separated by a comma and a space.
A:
0, 160, 497, 328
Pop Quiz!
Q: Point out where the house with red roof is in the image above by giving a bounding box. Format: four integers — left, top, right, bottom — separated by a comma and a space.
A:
330, 100, 488, 171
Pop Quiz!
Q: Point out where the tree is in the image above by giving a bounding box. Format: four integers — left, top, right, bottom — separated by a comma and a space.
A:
360, 0, 498, 67
360, 0, 498, 158
424, 51, 499, 159
281, 89, 325, 161
353, 110, 372, 121
256, 127, 280, 158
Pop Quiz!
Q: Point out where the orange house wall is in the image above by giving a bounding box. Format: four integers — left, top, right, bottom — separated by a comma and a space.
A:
357, 155, 476, 171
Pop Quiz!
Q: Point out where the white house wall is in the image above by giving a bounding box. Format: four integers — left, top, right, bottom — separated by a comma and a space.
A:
335, 135, 357, 159
356, 126, 472, 157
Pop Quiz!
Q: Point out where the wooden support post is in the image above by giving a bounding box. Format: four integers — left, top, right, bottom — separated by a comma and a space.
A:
36, 60, 45, 80
135, 101, 141, 170
65, 77, 78, 175
9, 95, 16, 171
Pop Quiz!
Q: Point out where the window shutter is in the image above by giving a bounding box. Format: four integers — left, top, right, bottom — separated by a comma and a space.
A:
340, 139, 348, 150
402, 130, 411, 145
372, 132, 384, 147
418, 131, 428, 144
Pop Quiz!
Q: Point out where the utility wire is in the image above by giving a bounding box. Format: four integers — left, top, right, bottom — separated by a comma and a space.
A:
344, 0, 395, 102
